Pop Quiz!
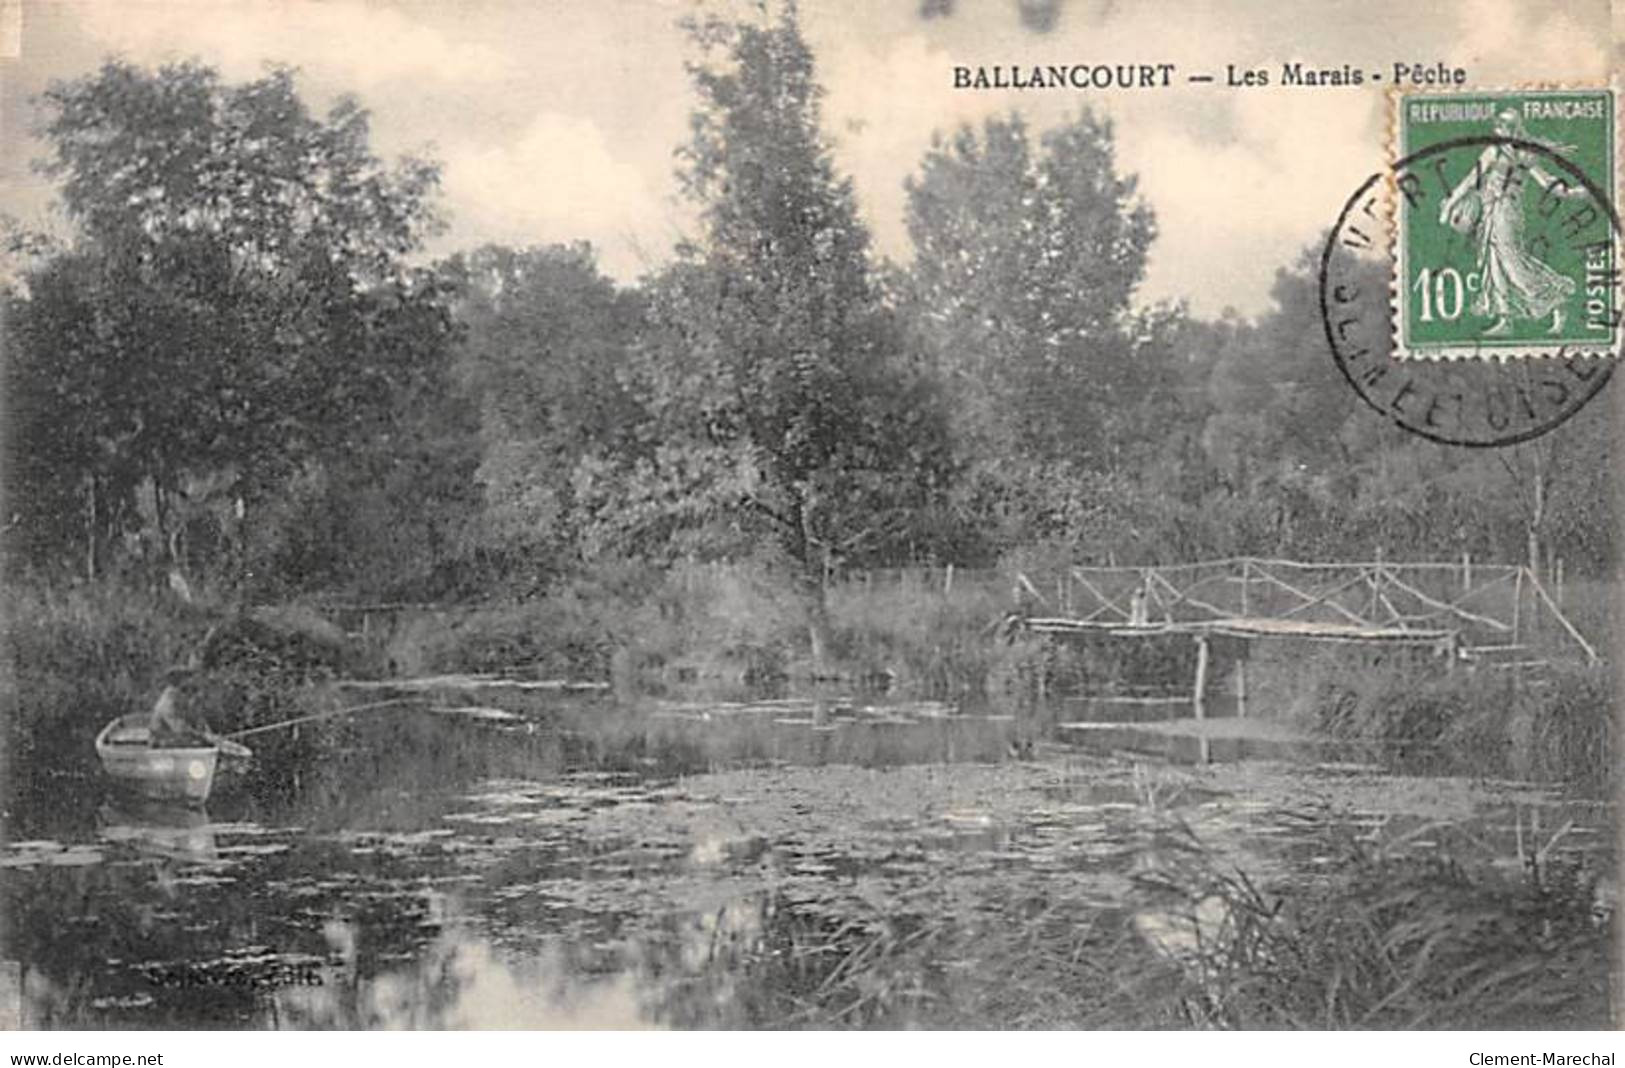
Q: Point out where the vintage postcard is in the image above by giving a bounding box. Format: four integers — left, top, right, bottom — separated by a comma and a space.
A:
0, 0, 1619, 1045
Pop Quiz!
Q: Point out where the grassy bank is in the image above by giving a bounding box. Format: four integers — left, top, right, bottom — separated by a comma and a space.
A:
385, 559, 1043, 699
2, 580, 359, 821
6, 563, 1616, 800
3, 581, 194, 807
1161, 850, 1613, 1028
1280, 646, 1617, 795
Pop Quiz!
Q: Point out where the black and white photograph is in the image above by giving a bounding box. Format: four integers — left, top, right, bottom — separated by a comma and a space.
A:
0, 0, 1620, 1040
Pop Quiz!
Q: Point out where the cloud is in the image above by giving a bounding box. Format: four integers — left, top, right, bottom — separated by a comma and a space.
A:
1122, 78, 1383, 315
73, 1, 516, 92
41, 0, 1616, 315
810, 0, 1610, 317
812, 6, 1368, 316
819, 32, 1001, 264
1454, 0, 1608, 76
439, 111, 672, 278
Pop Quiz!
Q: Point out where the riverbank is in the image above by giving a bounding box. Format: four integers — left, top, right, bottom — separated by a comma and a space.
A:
376, 559, 1044, 698
6, 565, 1618, 800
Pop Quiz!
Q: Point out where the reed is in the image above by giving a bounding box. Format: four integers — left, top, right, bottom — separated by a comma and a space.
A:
647, 803, 1615, 1029
392, 560, 1038, 699
1292, 651, 1617, 795
1116, 811, 1615, 1030
3, 581, 188, 777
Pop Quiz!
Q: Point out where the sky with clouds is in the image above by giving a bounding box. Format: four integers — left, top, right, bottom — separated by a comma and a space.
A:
0, 0, 1612, 317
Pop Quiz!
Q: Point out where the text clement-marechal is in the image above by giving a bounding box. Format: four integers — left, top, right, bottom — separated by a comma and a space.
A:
952, 64, 1177, 90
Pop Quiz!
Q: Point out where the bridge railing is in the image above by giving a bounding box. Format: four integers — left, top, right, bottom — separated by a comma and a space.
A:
1015, 557, 1597, 664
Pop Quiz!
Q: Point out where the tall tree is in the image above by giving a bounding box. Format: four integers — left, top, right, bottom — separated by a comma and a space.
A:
6, 60, 470, 590
901, 110, 1159, 556
448, 243, 647, 581
611, 5, 955, 661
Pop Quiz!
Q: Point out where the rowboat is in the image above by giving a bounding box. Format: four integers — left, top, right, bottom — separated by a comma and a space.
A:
94, 715, 249, 805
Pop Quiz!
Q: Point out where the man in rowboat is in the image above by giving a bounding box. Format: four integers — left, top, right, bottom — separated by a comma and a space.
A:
149, 665, 216, 748
149, 660, 255, 761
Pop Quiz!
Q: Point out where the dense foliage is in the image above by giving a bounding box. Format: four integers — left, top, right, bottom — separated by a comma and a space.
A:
3, 9, 1615, 609
4, 61, 478, 597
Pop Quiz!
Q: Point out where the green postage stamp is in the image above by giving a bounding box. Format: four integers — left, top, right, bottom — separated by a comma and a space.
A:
1393, 87, 1618, 360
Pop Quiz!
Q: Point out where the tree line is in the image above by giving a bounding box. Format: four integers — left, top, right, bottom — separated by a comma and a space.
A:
4, 7, 1613, 617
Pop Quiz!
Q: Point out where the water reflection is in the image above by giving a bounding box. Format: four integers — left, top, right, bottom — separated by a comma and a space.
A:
2, 688, 1615, 1028
98, 802, 218, 865
273, 902, 658, 1029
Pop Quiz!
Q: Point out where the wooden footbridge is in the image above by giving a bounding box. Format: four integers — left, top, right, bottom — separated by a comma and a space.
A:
1006, 557, 1599, 761
1012, 556, 1596, 664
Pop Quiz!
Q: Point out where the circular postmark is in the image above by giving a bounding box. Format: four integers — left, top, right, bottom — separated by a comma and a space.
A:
1320, 134, 1619, 446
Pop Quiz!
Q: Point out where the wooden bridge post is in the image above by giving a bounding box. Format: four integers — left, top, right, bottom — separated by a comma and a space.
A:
1511, 567, 1523, 647
1192, 634, 1210, 721
1236, 655, 1248, 720
1510, 567, 1525, 689
1371, 546, 1384, 621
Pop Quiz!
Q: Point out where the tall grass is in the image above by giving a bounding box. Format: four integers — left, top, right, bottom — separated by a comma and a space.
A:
2, 579, 360, 821
1289, 647, 1617, 794
387, 558, 803, 684
4, 581, 186, 738
388, 560, 1040, 699
2, 581, 195, 824
1121, 812, 1614, 1029
824, 568, 1041, 696
646, 797, 1615, 1029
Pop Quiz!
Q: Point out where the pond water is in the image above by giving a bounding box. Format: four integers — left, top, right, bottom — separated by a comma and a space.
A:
1, 691, 1615, 1028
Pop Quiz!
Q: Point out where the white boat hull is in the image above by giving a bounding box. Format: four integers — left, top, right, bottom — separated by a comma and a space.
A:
95, 716, 219, 804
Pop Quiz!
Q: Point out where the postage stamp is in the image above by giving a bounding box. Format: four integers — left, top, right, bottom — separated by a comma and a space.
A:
1391, 87, 1618, 361
1320, 105, 1619, 446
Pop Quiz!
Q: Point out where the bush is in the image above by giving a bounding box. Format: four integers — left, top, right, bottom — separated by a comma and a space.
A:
1300, 649, 1616, 793
384, 561, 1030, 698
4, 580, 195, 732
3, 580, 199, 812
1524, 667, 1616, 794
392, 558, 804, 683
1136, 817, 1615, 1029
2, 579, 371, 819
825, 569, 1014, 694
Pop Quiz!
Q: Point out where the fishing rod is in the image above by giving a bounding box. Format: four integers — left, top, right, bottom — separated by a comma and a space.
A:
223, 697, 424, 740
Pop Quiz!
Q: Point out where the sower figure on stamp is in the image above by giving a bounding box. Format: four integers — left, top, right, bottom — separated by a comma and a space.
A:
1438, 108, 1588, 337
